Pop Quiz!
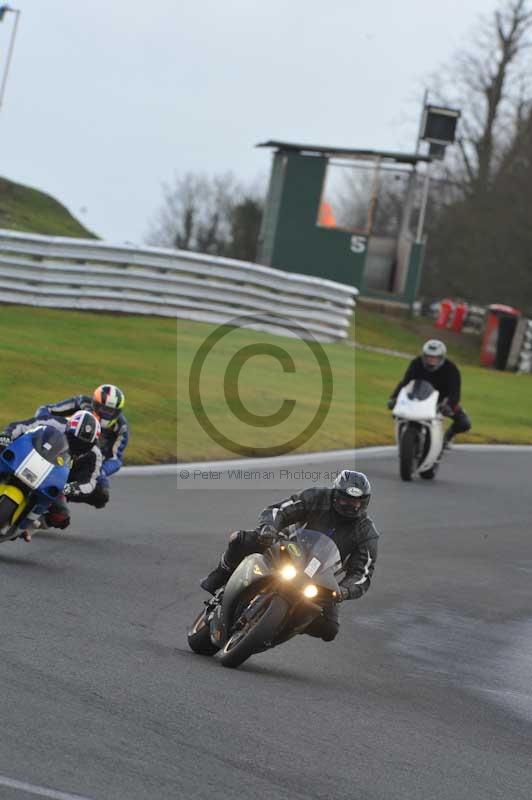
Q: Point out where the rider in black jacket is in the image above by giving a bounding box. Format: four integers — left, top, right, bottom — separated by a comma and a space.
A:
200, 470, 379, 641
388, 339, 471, 444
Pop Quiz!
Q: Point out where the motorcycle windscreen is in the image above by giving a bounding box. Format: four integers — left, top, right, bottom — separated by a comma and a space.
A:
31, 427, 71, 467
287, 529, 341, 576
406, 379, 437, 401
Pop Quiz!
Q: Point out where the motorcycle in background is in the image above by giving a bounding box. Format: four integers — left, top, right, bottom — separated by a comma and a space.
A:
391, 379, 444, 481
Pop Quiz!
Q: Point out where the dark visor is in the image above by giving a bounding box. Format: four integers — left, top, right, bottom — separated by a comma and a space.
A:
93, 402, 119, 420
335, 496, 364, 508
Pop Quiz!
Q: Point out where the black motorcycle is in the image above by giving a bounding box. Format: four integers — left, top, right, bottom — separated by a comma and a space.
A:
188, 528, 342, 668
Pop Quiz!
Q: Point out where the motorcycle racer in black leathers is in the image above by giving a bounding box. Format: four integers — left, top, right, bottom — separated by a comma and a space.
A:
0, 411, 102, 537
200, 470, 379, 642
35, 384, 128, 509
388, 339, 471, 445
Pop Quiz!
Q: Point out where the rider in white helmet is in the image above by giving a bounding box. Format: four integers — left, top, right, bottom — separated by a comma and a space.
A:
388, 339, 471, 445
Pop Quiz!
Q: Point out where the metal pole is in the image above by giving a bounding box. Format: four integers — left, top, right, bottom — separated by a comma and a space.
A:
416, 88, 429, 154
0, 8, 20, 111
366, 155, 381, 235
416, 162, 431, 243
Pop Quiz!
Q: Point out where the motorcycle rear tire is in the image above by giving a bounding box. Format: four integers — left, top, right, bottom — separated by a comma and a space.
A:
419, 466, 437, 480
188, 608, 219, 656
219, 594, 288, 669
399, 426, 418, 482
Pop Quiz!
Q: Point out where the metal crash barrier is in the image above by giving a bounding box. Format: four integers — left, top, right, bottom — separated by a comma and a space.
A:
0, 230, 358, 342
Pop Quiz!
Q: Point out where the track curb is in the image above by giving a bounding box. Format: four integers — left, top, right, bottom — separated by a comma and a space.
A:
120, 444, 532, 477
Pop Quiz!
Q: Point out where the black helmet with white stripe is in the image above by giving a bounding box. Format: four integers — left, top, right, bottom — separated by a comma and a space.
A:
332, 470, 371, 519
66, 410, 101, 455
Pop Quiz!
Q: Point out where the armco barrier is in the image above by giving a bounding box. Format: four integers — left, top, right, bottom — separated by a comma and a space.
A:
0, 230, 358, 342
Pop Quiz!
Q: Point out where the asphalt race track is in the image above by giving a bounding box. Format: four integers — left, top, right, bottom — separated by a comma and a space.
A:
0, 450, 531, 800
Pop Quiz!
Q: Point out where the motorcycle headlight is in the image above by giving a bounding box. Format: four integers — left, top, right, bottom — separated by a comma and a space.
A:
280, 564, 297, 580
303, 584, 318, 598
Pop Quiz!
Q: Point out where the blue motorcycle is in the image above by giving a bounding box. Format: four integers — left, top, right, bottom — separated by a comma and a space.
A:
0, 425, 71, 542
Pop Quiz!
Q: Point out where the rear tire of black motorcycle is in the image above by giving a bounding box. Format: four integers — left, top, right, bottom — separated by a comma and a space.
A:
219, 594, 288, 669
419, 466, 437, 480
187, 609, 219, 656
399, 426, 418, 482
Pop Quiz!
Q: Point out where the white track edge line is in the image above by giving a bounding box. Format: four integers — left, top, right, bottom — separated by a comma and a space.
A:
0, 773, 95, 800
119, 444, 532, 476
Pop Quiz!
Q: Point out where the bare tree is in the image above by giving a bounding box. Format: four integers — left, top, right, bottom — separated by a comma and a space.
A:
419, 1, 532, 307
146, 172, 264, 261
437, 0, 532, 195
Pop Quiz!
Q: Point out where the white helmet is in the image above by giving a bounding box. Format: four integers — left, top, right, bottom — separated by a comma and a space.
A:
422, 339, 447, 372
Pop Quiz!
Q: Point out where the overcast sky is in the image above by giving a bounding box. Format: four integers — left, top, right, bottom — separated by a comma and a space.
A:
0, 0, 498, 243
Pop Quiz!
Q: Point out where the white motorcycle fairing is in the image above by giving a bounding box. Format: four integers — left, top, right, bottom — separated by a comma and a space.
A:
392, 381, 444, 474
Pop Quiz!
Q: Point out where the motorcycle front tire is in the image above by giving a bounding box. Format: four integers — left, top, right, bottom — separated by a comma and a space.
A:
399, 426, 418, 482
219, 594, 288, 669
0, 496, 19, 542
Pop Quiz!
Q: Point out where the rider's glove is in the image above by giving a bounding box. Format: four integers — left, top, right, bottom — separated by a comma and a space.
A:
387, 397, 395, 410
0, 434, 12, 448
64, 481, 81, 498
439, 401, 453, 417
334, 586, 350, 604
257, 525, 278, 547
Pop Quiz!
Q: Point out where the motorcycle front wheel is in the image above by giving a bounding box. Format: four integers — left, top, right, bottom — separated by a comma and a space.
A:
399, 426, 418, 482
0, 495, 19, 541
219, 594, 288, 669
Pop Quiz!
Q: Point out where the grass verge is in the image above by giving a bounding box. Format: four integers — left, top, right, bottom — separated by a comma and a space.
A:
350, 307, 482, 366
177, 314, 532, 461
1, 306, 529, 466
0, 305, 176, 464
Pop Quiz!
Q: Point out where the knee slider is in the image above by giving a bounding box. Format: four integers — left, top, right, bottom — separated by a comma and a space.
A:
229, 529, 248, 546
457, 415, 471, 433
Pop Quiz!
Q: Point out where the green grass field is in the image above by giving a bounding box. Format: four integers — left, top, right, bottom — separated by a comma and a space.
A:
0, 306, 176, 464
177, 319, 356, 461
0, 177, 96, 238
1, 305, 531, 465
350, 306, 481, 365
177, 314, 532, 461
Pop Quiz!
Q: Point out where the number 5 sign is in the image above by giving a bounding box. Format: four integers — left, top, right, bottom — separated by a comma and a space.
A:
350, 235, 367, 254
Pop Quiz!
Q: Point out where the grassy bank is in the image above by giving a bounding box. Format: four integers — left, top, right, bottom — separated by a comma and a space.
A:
0, 306, 176, 464
0, 177, 96, 237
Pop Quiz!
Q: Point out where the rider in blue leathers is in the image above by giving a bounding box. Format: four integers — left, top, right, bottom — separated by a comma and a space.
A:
35, 384, 128, 509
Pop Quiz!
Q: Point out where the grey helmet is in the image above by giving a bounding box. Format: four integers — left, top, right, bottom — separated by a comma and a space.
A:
332, 470, 371, 519
422, 339, 447, 372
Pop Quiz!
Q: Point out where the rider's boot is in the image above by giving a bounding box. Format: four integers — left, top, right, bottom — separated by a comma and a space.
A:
443, 429, 454, 451
200, 557, 232, 594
